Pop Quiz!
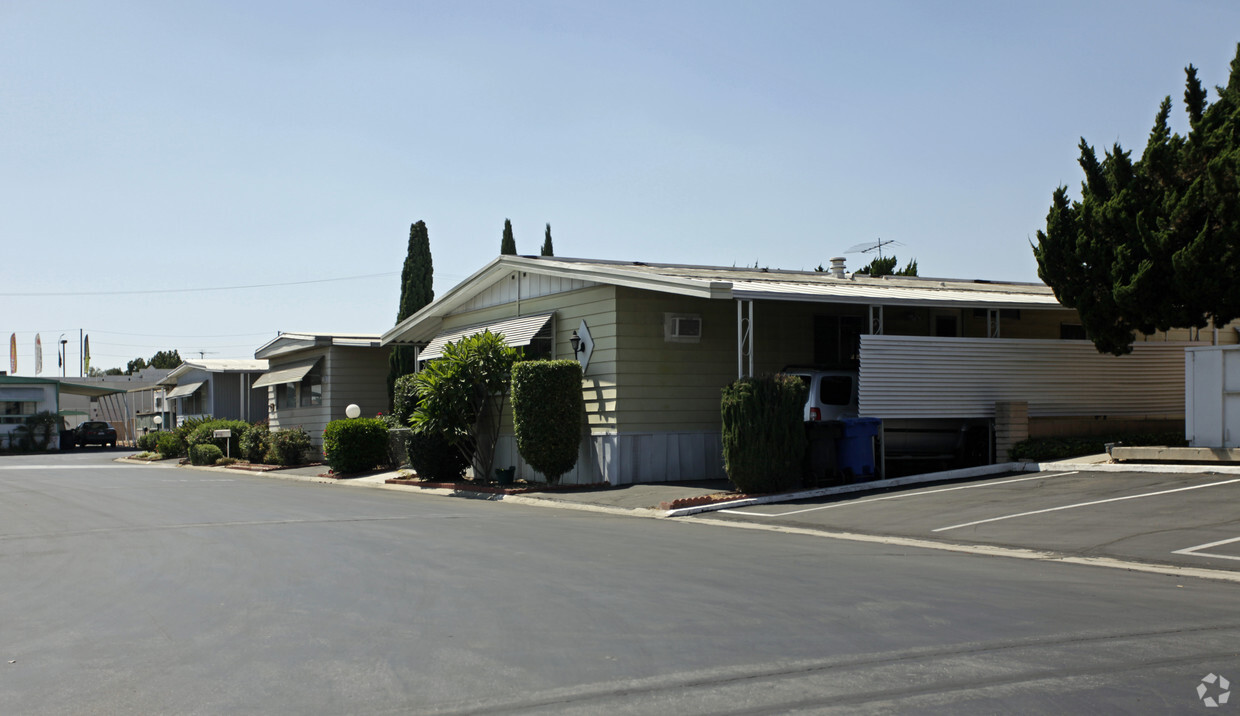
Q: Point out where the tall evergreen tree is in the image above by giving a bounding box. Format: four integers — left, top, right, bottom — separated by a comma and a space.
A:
540, 223, 554, 256
500, 218, 517, 255
1034, 44, 1240, 355
388, 221, 435, 405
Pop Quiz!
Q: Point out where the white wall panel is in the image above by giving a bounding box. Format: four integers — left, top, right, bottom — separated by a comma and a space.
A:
859, 336, 1195, 419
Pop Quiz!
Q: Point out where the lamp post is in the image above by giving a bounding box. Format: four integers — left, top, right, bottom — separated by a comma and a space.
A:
153, 414, 163, 432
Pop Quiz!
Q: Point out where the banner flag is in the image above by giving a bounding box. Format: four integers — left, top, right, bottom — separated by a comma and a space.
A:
8, 333, 15, 375
84, 335, 91, 374
35, 334, 43, 375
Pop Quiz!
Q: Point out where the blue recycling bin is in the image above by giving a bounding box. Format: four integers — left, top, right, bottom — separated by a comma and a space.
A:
836, 417, 881, 479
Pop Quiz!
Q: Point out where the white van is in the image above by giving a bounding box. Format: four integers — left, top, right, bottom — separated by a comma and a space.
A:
782, 367, 859, 422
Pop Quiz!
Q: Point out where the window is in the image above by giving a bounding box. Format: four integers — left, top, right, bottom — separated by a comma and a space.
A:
813, 315, 863, 368
1060, 323, 1087, 340
1, 401, 36, 424
819, 376, 853, 406
278, 383, 297, 409
299, 371, 322, 407
934, 315, 958, 337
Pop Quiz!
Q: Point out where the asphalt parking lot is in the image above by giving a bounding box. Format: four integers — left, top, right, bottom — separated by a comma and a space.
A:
695, 469, 1240, 573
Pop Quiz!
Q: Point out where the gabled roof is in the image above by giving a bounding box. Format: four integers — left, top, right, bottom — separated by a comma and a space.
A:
254, 332, 382, 360
159, 359, 268, 385
381, 255, 1063, 346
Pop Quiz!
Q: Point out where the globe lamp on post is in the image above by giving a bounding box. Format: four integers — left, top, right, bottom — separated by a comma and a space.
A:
345, 404, 361, 419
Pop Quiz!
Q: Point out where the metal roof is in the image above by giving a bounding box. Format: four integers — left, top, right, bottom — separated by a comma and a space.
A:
382, 255, 1064, 346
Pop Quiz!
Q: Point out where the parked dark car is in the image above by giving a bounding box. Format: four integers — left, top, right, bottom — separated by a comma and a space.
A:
75, 421, 117, 448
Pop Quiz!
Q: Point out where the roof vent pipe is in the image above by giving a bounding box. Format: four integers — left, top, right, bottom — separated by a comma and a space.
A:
829, 256, 847, 278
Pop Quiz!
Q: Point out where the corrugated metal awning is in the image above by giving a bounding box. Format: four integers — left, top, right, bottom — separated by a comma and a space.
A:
165, 381, 205, 399
421, 312, 554, 361
251, 357, 322, 389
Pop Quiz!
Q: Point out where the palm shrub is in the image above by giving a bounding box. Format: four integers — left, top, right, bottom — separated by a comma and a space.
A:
189, 443, 224, 466
511, 360, 583, 484
240, 422, 271, 463
322, 418, 390, 474
13, 411, 61, 450
266, 427, 312, 466
410, 331, 519, 481
721, 374, 809, 494
156, 432, 186, 458
392, 372, 468, 481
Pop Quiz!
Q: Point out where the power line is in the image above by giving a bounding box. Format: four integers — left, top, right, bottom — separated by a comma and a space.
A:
0, 272, 399, 297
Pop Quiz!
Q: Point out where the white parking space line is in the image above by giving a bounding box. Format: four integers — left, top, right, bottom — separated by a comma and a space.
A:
721, 472, 1079, 518
933, 478, 1240, 533
1173, 536, 1240, 562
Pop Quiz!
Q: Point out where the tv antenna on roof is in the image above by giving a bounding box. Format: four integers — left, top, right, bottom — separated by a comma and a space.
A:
846, 237, 904, 260
193, 350, 219, 360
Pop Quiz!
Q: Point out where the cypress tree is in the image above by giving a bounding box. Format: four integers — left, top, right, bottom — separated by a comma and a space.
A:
500, 218, 517, 255
1034, 43, 1240, 355
388, 221, 435, 406
540, 223, 554, 256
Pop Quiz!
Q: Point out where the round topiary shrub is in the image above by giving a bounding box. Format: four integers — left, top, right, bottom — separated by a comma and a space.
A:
721, 374, 808, 494
190, 443, 224, 466
156, 432, 186, 458
322, 418, 390, 474
511, 360, 584, 484
265, 427, 313, 466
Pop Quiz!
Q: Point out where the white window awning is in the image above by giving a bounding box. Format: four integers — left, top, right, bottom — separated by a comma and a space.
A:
251, 357, 322, 389
420, 312, 554, 362
165, 381, 205, 400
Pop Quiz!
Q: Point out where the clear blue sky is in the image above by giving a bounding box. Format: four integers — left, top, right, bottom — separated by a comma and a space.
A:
3, 0, 1239, 374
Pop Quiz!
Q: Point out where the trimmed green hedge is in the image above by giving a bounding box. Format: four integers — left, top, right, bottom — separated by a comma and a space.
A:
190, 443, 224, 466
137, 432, 161, 452
185, 419, 251, 458
156, 432, 186, 458
240, 422, 271, 463
511, 360, 584, 484
1008, 431, 1187, 461
322, 418, 389, 474
406, 429, 470, 481
266, 427, 313, 466
721, 374, 808, 494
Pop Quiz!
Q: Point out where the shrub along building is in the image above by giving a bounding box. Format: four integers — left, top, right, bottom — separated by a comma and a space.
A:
381, 255, 1222, 485
252, 332, 389, 445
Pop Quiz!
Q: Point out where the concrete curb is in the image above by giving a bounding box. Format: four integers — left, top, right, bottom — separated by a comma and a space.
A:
661, 462, 1033, 518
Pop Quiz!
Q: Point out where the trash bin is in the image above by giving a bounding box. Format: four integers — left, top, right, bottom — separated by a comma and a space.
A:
803, 420, 844, 487
836, 417, 881, 480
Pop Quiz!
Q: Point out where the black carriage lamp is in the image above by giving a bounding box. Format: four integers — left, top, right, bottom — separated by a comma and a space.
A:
570, 330, 583, 357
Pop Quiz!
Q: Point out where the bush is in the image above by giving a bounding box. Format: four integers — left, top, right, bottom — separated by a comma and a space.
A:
406, 429, 471, 481
1008, 431, 1187, 461
215, 456, 239, 466
190, 443, 224, 466
156, 432, 186, 458
266, 427, 313, 466
392, 373, 420, 424
410, 331, 519, 483
185, 419, 251, 458
137, 432, 162, 452
512, 360, 584, 484
240, 422, 271, 463
322, 418, 390, 474
174, 415, 212, 444
721, 374, 808, 494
